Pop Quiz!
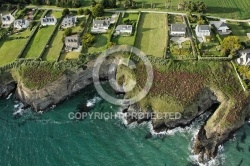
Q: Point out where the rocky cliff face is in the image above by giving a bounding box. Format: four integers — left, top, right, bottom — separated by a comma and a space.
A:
0, 82, 16, 98
15, 61, 110, 111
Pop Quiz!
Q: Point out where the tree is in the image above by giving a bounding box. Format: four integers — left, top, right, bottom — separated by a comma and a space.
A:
82, 33, 95, 48
92, 3, 104, 17
91, 0, 97, 7
78, 8, 84, 15
7, 3, 12, 11
84, 8, 91, 15
108, 0, 116, 8
45, 0, 51, 5
101, 0, 109, 8
221, 36, 242, 55
62, 8, 70, 16
64, 28, 72, 36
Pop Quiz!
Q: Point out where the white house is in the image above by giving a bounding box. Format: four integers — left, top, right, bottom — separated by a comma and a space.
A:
14, 19, 30, 30
236, 49, 250, 66
41, 16, 57, 26
170, 24, 186, 36
195, 25, 211, 38
91, 18, 110, 33
115, 25, 133, 35
1, 13, 15, 28
210, 21, 231, 35
61, 16, 77, 28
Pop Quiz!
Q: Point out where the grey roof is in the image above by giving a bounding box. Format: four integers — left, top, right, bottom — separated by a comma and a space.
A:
210, 21, 228, 29
198, 25, 210, 31
116, 25, 132, 31
42, 16, 56, 23
171, 24, 186, 32
62, 16, 76, 25
65, 35, 80, 44
238, 49, 250, 54
14, 19, 27, 26
93, 19, 110, 26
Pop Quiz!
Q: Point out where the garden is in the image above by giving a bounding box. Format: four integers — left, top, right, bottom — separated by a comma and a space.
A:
111, 12, 139, 46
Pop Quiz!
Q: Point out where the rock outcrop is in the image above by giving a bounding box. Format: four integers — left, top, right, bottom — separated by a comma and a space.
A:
125, 88, 219, 132
0, 81, 16, 98
15, 61, 110, 111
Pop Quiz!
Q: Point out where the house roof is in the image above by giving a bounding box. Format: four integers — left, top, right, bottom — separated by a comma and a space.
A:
14, 19, 28, 27
62, 16, 76, 25
238, 49, 250, 54
197, 25, 210, 31
116, 25, 132, 31
210, 21, 229, 30
93, 19, 110, 26
1, 14, 14, 22
42, 16, 56, 23
65, 35, 80, 44
171, 24, 186, 32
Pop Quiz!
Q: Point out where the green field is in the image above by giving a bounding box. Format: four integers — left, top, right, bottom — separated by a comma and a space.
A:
23, 26, 56, 59
0, 39, 27, 66
43, 30, 64, 61
131, 0, 250, 19
0, 29, 32, 66
135, 13, 166, 57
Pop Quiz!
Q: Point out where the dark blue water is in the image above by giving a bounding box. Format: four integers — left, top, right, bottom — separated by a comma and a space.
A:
0, 85, 250, 166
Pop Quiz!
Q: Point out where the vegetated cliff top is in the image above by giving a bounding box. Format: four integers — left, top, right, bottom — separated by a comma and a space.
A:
117, 58, 249, 131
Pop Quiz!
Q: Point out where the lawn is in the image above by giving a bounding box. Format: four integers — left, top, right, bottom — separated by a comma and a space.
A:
225, 22, 250, 47
86, 33, 109, 53
60, 51, 80, 60
43, 30, 64, 61
72, 17, 86, 33
0, 39, 27, 66
135, 13, 166, 57
23, 25, 56, 59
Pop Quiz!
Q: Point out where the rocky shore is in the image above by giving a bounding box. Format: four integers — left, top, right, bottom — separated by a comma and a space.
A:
0, 60, 250, 164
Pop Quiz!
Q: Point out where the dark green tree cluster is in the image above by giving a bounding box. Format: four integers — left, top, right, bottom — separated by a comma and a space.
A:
55, 0, 81, 8
82, 33, 95, 48
101, 0, 116, 8
178, 1, 207, 13
124, 0, 136, 9
92, 3, 104, 17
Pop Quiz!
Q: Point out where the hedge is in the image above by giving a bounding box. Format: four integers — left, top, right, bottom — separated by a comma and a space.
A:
132, 11, 141, 46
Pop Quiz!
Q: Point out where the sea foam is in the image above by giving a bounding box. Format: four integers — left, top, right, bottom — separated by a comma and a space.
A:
86, 97, 102, 107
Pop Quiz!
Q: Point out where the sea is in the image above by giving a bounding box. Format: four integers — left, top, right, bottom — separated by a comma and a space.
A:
0, 84, 250, 166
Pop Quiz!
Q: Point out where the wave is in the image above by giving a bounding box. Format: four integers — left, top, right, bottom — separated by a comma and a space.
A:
188, 145, 225, 166
86, 96, 102, 107
13, 103, 25, 116
6, 93, 12, 100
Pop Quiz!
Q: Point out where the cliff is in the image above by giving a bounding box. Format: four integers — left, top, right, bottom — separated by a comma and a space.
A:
15, 60, 110, 111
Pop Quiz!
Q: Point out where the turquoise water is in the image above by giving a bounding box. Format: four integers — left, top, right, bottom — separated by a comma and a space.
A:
0, 85, 250, 166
